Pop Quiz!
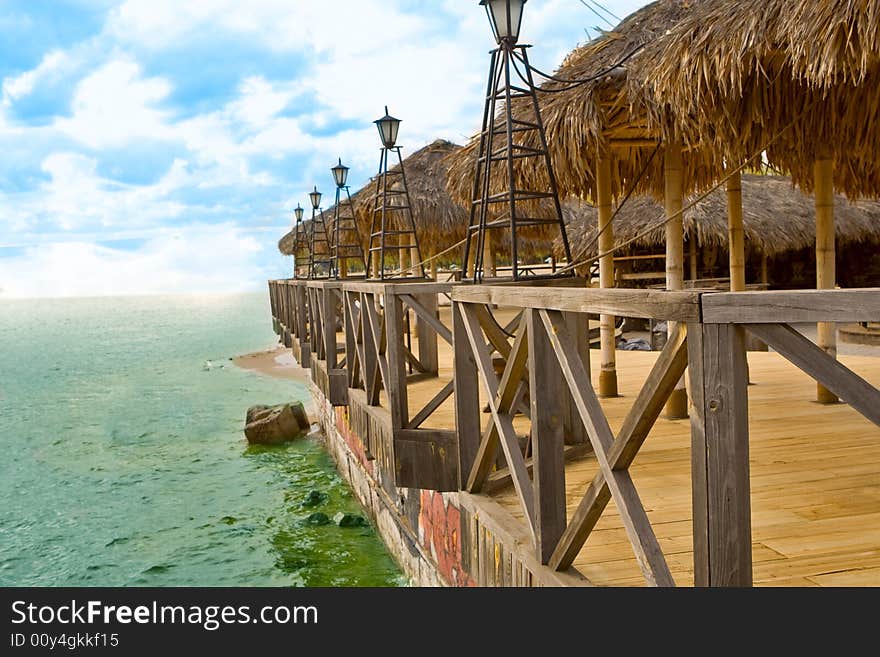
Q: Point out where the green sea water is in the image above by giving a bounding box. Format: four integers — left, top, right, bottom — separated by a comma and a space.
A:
0, 293, 403, 587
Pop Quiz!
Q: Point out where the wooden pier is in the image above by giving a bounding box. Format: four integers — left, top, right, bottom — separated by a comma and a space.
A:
268, 279, 880, 586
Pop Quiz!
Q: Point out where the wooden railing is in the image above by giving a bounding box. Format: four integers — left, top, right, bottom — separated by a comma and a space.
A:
450, 286, 880, 587
340, 280, 458, 490
271, 278, 880, 586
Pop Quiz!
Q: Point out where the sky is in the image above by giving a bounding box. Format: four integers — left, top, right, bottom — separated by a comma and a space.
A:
0, 0, 647, 298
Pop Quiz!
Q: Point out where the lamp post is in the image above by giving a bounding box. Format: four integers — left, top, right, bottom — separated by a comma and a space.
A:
330, 158, 367, 279
461, 0, 572, 282
307, 186, 332, 279
292, 203, 306, 279
366, 107, 426, 280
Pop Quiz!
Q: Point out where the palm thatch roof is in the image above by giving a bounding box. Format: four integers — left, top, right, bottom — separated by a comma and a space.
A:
352, 139, 469, 254
278, 227, 297, 256
634, 0, 880, 198
446, 0, 723, 206
558, 174, 880, 261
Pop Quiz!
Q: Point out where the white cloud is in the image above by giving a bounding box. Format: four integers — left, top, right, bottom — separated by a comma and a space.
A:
55, 57, 173, 148
0, 224, 271, 298
16, 152, 187, 232
2, 50, 70, 106
105, 0, 426, 55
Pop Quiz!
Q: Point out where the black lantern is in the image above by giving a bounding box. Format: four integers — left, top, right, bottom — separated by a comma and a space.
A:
331, 158, 350, 188
374, 106, 401, 149
294, 203, 304, 223
309, 186, 322, 210
481, 0, 526, 45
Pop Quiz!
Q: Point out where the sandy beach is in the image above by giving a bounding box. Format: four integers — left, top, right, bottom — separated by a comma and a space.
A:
233, 344, 309, 381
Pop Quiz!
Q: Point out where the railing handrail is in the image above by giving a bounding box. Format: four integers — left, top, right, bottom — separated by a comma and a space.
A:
452, 285, 701, 321
701, 288, 880, 324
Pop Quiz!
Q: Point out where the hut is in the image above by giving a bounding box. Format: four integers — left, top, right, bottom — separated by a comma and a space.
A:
445, 0, 715, 404
559, 175, 880, 287
633, 0, 880, 403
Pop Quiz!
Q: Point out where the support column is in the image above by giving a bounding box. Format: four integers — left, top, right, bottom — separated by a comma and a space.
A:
453, 303, 481, 487
527, 309, 566, 564
689, 233, 698, 281
415, 292, 439, 375
688, 322, 752, 587
760, 255, 769, 286
727, 171, 746, 292
597, 157, 618, 397
430, 254, 439, 281
398, 235, 409, 277
815, 156, 838, 404
483, 231, 497, 279
664, 143, 688, 419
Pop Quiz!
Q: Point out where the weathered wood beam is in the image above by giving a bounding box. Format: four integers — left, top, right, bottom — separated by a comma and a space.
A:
549, 323, 688, 570
453, 302, 481, 488
468, 315, 530, 493
399, 293, 452, 345
688, 322, 751, 587
540, 310, 674, 586
701, 289, 880, 324
450, 286, 701, 322
407, 380, 455, 430
745, 323, 880, 426
527, 309, 567, 564
460, 304, 536, 540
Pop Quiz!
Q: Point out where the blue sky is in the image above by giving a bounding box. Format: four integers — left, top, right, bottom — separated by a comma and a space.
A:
0, 0, 647, 297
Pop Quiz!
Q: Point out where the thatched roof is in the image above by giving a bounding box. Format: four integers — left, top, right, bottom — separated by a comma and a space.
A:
352, 139, 468, 254
446, 0, 723, 205
278, 227, 296, 255
634, 0, 880, 198
559, 174, 880, 261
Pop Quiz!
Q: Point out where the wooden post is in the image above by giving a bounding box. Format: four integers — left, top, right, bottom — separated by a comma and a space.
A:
361, 293, 379, 404
664, 143, 688, 419
384, 293, 409, 428
398, 235, 409, 278
323, 289, 337, 368
483, 231, 497, 278
430, 254, 439, 281
339, 259, 348, 279
815, 156, 838, 404
415, 292, 439, 375
760, 254, 769, 286
727, 170, 746, 292
563, 311, 590, 445
689, 233, 698, 281
527, 309, 566, 563
453, 302, 481, 487
597, 157, 618, 397
343, 290, 358, 388
688, 322, 752, 587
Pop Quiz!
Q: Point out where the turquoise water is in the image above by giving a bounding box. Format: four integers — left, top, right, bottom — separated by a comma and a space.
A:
0, 293, 403, 586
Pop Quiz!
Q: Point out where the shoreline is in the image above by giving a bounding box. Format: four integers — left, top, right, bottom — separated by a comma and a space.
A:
232, 343, 310, 381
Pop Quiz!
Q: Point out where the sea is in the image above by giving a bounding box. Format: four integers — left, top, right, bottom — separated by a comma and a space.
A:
0, 292, 403, 586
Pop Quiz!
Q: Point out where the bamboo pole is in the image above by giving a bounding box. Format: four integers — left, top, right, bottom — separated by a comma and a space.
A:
398, 234, 409, 278
483, 230, 497, 278
760, 254, 769, 285
815, 156, 838, 404
430, 254, 439, 281
727, 171, 746, 292
596, 157, 618, 397
689, 233, 698, 281
664, 143, 688, 419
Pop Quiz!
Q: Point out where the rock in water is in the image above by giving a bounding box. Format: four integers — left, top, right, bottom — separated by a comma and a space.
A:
333, 512, 368, 528
244, 402, 311, 445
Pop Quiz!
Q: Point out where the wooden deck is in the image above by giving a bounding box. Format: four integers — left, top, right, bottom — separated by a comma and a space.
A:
394, 308, 880, 587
